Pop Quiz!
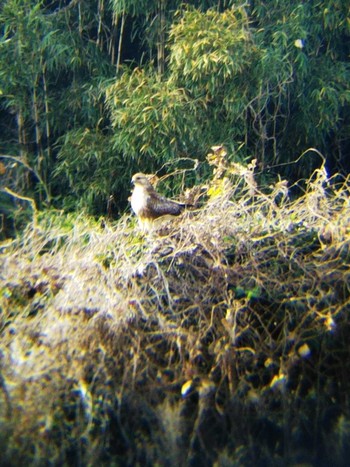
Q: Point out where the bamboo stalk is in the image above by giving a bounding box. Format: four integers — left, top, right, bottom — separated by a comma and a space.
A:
116, 13, 126, 73
157, 0, 165, 76
97, 0, 104, 50
108, 13, 119, 64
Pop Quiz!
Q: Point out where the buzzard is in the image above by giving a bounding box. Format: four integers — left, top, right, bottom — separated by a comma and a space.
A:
130, 173, 188, 230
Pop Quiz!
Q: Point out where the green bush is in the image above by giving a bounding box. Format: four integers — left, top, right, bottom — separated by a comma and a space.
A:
105, 67, 202, 162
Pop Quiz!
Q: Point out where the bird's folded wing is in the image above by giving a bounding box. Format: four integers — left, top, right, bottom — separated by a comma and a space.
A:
150, 194, 185, 217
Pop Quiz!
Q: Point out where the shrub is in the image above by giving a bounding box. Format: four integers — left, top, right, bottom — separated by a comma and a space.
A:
1, 153, 350, 465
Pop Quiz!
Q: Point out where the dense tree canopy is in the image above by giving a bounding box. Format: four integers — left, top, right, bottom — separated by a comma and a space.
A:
0, 0, 349, 220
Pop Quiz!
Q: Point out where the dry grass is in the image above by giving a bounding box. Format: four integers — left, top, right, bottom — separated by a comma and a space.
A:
1, 155, 350, 466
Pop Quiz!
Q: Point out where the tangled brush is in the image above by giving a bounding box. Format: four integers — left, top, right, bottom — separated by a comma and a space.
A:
1, 150, 350, 466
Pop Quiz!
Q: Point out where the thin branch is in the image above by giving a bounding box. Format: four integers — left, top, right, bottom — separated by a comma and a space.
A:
0, 155, 51, 203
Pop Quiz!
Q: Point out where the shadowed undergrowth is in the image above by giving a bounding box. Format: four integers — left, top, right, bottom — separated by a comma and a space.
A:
1, 156, 350, 466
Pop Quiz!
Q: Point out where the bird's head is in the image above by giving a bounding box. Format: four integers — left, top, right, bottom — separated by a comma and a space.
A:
131, 173, 154, 189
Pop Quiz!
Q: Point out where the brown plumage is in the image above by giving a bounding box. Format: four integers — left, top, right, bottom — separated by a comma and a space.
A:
130, 173, 188, 229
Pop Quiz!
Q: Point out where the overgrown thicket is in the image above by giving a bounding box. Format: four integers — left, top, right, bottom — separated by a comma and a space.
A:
1, 0, 349, 221
1, 153, 350, 466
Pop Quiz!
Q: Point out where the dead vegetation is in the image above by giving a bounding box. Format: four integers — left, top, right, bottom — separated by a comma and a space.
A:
1, 153, 350, 466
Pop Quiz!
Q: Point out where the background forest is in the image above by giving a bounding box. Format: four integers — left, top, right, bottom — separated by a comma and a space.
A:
0, 0, 349, 227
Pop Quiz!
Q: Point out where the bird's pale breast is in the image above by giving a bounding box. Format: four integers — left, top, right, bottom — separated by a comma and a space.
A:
131, 185, 148, 215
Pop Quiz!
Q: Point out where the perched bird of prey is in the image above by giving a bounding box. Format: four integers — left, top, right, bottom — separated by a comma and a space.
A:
130, 173, 189, 230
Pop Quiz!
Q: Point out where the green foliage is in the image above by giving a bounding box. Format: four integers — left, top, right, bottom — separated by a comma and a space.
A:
168, 6, 260, 152
0, 0, 114, 208
110, 0, 158, 16
105, 67, 202, 161
54, 128, 120, 214
251, 1, 350, 174
0, 0, 349, 219
169, 7, 256, 97
0, 0, 58, 116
